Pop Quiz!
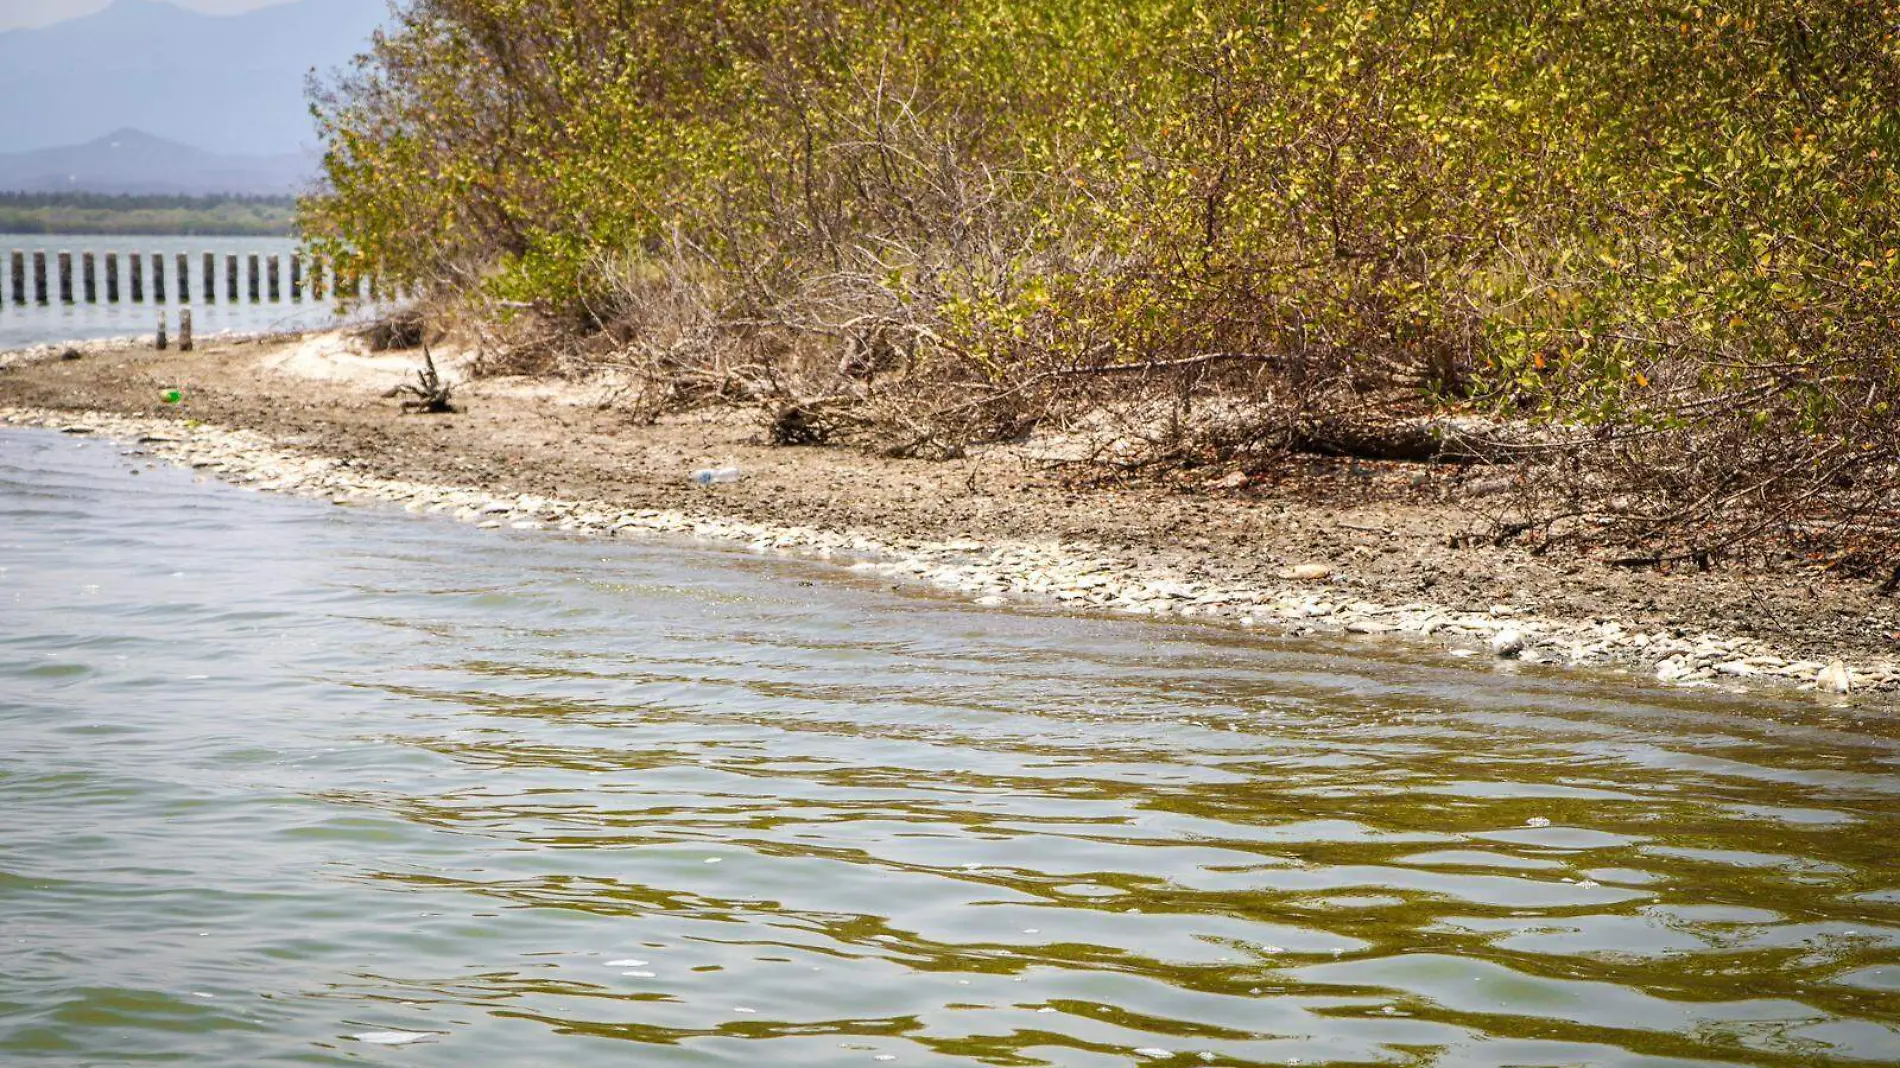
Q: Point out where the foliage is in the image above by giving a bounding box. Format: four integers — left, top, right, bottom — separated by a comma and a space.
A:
0, 192, 295, 236
303, 0, 1900, 574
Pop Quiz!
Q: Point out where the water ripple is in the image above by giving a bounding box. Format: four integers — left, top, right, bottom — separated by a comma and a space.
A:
3, 427, 1899, 1065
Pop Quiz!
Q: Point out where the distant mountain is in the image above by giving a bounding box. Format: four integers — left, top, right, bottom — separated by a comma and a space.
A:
0, 0, 386, 157
0, 128, 313, 195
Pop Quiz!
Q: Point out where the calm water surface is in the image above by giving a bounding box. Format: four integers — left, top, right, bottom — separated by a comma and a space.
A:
3, 428, 1899, 1066
0, 234, 346, 348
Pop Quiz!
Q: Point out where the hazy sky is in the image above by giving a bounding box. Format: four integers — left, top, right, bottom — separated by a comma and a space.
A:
0, 0, 300, 32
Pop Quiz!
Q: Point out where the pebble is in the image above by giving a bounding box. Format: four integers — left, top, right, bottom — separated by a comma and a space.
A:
1490, 629, 1526, 659
1656, 658, 1695, 684
5, 404, 1890, 699
1817, 659, 1854, 694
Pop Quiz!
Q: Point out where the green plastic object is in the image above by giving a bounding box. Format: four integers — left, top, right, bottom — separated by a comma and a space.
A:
161, 389, 183, 404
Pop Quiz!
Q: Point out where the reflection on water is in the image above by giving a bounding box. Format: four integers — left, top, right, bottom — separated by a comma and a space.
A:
2, 427, 1898, 1066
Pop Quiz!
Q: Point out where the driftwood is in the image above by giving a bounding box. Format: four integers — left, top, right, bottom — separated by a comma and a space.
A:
386, 341, 455, 413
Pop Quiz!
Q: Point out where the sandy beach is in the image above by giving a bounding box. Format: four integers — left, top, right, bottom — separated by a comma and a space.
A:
4, 330, 1895, 700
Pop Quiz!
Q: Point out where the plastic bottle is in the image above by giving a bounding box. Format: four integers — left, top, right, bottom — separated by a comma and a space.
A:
690, 466, 741, 486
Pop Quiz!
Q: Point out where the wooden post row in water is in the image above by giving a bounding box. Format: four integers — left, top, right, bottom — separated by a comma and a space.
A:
1, 248, 326, 306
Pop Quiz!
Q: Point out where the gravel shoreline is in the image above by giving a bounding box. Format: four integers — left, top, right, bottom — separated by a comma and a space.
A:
7, 403, 1893, 700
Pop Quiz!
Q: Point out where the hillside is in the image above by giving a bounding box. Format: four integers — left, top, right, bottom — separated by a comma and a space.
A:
0, 129, 311, 196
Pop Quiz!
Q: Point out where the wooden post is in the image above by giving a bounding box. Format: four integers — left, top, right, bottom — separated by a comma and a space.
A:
289, 254, 302, 302
156, 310, 167, 351
180, 308, 193, 351
82, 252, 96, 303
32, 250, 47, 304
176, 252, 189, 304
266, 254, 280, 302
203, 252, 216, 304
152, 253, 165, 304
130, 252, 144, 302
105, 253, 119, 303
57, 250, 72, 304
247, 253, 259, 302
9, 250, 22, 304
226, 254, 238, 303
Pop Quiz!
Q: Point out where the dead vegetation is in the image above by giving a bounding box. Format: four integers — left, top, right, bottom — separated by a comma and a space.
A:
355, 307, 427, 352
387, 341, 455, 413
304, 0, 1900, 586
356, 308, 456, 414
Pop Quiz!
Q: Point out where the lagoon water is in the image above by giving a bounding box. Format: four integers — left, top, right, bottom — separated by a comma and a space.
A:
3, 427, 1900, 1066
0, 234, 346, 348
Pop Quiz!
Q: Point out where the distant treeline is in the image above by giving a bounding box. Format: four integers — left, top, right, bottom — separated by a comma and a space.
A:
0, 192, 296, 236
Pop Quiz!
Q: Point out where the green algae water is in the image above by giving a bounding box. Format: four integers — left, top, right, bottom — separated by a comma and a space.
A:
3, 427, 1898, 1067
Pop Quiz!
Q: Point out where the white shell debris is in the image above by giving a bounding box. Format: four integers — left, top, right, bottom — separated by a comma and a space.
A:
1490, 629, 1526, 659
1817, 659, 1854, 694
9, 404, 1894, 699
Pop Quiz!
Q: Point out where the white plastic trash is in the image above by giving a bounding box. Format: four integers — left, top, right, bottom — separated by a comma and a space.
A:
690, 466, 741, 486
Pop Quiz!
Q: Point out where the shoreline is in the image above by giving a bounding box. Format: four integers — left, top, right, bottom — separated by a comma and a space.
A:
2, 330, 1895, 702
4, 394, 1893, 701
